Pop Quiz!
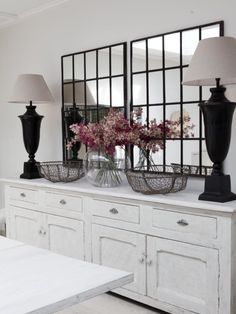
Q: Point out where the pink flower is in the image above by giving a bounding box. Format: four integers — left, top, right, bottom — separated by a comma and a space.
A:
67, 108, 195, 156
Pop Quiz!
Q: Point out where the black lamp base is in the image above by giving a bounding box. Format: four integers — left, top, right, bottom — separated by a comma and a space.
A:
199, 175, 236, 203
20, 162, 41, 179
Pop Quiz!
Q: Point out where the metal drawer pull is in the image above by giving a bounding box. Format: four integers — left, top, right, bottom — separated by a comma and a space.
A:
109, 208, 119, 214
139, 257, 145, 264
147, 260, 152, 266
38, 229, 42, 235
60, 199, 66, 205
177, 219, 189, 226
20, 193, 26, 198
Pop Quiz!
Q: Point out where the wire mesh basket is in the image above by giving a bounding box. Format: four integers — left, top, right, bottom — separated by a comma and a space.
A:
126, 165, 190, 195
37, 161, 84, 183
171, 163, 212, 176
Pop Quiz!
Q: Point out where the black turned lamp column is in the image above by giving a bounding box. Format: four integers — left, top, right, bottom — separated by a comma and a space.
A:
9, 74, 54, 179
183, 37, 236, 202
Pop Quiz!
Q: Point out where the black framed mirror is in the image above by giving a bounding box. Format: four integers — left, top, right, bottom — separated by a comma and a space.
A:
61, 42, 127, 161
130, 21, 224, 176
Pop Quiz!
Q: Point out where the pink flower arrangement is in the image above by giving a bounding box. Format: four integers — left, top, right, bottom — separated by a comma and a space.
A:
68, 109, 195, 156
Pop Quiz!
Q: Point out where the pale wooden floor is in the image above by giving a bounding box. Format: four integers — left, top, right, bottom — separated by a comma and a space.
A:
58, 294, 162, 314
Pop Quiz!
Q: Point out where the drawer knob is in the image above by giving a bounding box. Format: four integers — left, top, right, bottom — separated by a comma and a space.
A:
139, 257, 145, 264
177, 219, 189, 226
20, 193, 26, 198
147, 259, 152, 266
38, 229, 42, 235
60, 199, 66, 205
109, 208, 119, 214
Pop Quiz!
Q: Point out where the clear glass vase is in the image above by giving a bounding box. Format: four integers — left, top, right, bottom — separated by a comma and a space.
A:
135, 148, 158, 171
83, 150, 130, 188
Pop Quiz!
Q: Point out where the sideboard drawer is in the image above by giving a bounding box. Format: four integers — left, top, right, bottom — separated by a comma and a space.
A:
152, 208, 217, 239
8, 186, 38, 204
92, 199, 140, 224
45, 192, 83, 213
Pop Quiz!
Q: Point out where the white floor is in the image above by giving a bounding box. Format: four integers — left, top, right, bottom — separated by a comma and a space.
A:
58, 294, 163, 314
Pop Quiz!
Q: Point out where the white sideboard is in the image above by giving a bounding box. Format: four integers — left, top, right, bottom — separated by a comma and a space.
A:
2, 177, 236, 314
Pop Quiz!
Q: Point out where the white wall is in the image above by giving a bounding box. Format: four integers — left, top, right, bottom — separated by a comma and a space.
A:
0, 0, 236, 191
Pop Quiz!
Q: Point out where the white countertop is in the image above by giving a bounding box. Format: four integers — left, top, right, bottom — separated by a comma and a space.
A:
2, 177, 236, 214
0, 236, 132, 314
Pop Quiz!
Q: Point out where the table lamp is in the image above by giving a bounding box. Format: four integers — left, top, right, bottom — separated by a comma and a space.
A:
183, 37, 236, 202
9, 74, 54, 179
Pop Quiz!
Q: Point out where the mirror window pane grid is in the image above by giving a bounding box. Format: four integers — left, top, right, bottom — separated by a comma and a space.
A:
131, 21, 223, 175
62, 42, 127, 161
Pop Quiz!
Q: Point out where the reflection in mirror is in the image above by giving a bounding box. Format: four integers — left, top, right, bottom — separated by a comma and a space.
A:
74, 54, 84, 80
183, 140, 199, 165
63, 83, 73, 105
166, 140, 181, 164
86, 80, 97, 105
132, 106, 147, 125
98, 79, 110, 106
63, 56, 73, 81
183, 104, 199, 138
182, 29, 199, 65
74, 82, 85, 105
148, 37, 162, 70
86, 51, 96, 79
98, 48, 109, 77
112, 45, 124, 75
165, 33, 180, 67
149, 72, 163, 104
112, 77, 124, 107
132, 40, 146, 72
133, 146, 141, 166
182, 68, 199, 102
165, 69, 180, 103
166, 105, 181, 138
202, 24, 220, 39
152, 149, 163, 165
202, 141, 212, 166
133, 74, 146, 106
149, 106, 163, 124
202, 86, 211, 101
202, 113, 205, 138
62, 42, 127, 161
131, 21, 223, 176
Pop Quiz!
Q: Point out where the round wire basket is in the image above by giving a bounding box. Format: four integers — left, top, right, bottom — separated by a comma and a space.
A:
126, 165, 190, 195
37, 161, 84, 183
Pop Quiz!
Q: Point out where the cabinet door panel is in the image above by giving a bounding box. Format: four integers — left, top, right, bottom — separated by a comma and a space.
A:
45, 214, 85, 260
9, 206, 43, 247
92, 224, 146, 295
147, 237, 219, 314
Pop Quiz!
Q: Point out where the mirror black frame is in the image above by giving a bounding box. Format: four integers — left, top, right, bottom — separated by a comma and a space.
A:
130, 21, 224, 176
61, 42, 127, 161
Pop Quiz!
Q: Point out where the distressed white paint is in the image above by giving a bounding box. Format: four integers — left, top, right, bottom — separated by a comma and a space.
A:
0, 236, 132, 314
3, 177, 236, 313
3, 177, 236, 213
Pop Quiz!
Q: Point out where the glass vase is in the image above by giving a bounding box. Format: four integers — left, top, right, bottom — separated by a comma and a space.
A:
135, 148, 158, 171
83, 150, 130, 188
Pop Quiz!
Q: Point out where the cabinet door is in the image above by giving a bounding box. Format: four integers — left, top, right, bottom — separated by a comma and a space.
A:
45, 214, 85, 260
147, 237, 219, 314
9, 206, 43, 247
92, 224, 146, 295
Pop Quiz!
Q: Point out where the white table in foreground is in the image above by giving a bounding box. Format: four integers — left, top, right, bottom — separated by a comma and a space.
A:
0, 236, 133, 314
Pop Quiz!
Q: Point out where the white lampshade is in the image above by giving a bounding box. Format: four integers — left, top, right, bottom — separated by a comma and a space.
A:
9, 74, 54, 103
182, 37, 236, 86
